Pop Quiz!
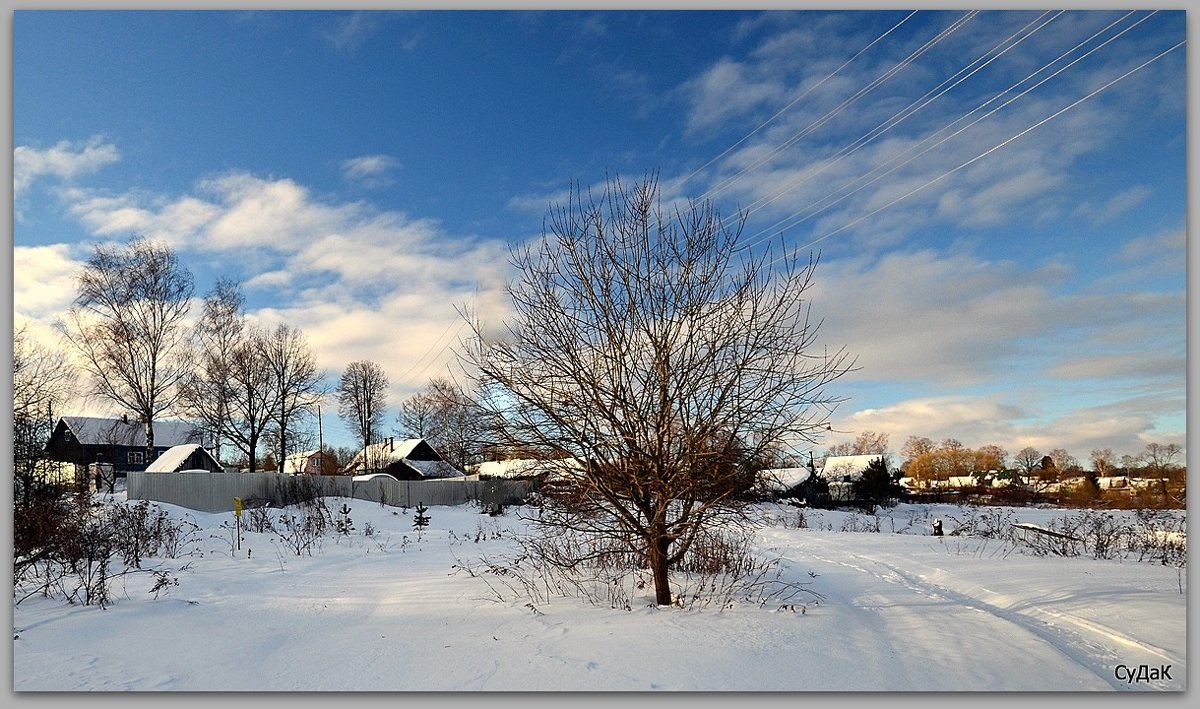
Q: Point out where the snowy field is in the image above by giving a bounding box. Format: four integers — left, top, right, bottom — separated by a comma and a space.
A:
10, 492, 1188, 694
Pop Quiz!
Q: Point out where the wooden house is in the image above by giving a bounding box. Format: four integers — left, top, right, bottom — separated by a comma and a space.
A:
343, 437, 465, 480
47, 415, 207, 478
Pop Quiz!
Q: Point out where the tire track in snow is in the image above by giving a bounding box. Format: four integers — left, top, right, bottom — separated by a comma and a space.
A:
810, 548, 1180, 691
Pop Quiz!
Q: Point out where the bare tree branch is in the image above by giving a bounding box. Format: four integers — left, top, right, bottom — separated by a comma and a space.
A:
461, 174, 855, 605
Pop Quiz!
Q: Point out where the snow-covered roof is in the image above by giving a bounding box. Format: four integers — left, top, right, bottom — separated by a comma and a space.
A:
757, 466, 813, 492
282, 450, 326, 474
820, 454, 882, 480
59, 415, 203, 448
403, 459, 464, 479
345, 438, 464, 478
476, 458, 572, 479
347, 439, 425, 468
145, 444, 214, 473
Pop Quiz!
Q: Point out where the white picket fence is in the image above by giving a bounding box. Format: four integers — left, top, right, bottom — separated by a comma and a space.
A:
127, 470, 535, 513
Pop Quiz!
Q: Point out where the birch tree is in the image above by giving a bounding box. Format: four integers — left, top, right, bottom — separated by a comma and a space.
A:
57, 238, 193, 460
337, 360, 389, 451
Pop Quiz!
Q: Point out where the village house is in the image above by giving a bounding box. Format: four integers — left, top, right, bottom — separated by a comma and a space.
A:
282, 449, 335, 476
342, 437, 465, 480
144, 444, 224, 473
47, 415, 208, 480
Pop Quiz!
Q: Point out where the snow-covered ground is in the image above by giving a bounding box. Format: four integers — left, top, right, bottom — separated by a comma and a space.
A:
10, 493, 1187, 693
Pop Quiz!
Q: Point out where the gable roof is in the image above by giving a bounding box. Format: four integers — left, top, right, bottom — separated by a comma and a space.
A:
145, 444, 221, 473
476, 457, 584, 479
820, 454, 884, 480
282, 450, 330, 474
345, 438, 464, 479
757, 466, 814, 492
58, 416, 204, 448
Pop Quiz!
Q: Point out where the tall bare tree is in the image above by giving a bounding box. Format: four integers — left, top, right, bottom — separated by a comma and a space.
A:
1014, 446, 1043, 477
57, 237, 193, 460
460, 175, 854, 606
180, 277, 245, 463
263, 323, 325, 468
337, 360, 389, 450
826, 430, 890, 457
395, 377, 489, 471
900, 435, 936, 463
220, 326, 277, 473
13, 325, 80, 581
1089, 447, 1115, 476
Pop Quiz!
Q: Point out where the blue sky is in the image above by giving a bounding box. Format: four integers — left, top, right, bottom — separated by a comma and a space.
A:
11, 8, 1188, 465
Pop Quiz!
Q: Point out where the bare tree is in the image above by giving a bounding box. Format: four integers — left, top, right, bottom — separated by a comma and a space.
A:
1014, 446, 1043, 477
337, 360, 389, 450
900, 435, 935, 465
1141, 442, 1182, 478
221, 326, 278, 473
396, 385, 440, 439
395, 377, 489, 471
977, 444, 1008, 471
13, 326, 81, 581
827, 430, 889, 457
57, 237, 194, 460
180, 278, 245, 463
13, 325, 77, 502
1047, 447, 1078, 477
460, 175, 854, 606
1089, 448, 1115, 476
262, 323, 325, 468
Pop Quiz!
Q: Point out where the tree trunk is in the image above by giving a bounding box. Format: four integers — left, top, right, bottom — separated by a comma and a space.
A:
144, 419, 155, 469
648, 534, 673, 606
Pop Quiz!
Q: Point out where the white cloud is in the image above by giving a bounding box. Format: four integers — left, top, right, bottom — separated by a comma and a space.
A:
323, 11, 385, 53
13, 136, 119, 199
828, 391, 1181, 463
1119, 226, 1184, 263
340, 154, 401, 187
683, 58, 783, 135
37, 169, 518, 434
808, 250, 1068, 386
13, 244, 82, 321
1073, 185, 1152, 225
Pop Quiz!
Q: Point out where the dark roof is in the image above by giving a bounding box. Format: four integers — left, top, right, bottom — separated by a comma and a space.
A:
58, 416, 204, 448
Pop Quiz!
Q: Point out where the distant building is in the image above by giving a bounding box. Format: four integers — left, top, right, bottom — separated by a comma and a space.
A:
342, 437, 465, 480
475, 457, 585, 481
820, 454, 887, 502
282, 450, 334, 476
47, 415, 207, 478
145, 444, 224, 473
819, 454, 881, 482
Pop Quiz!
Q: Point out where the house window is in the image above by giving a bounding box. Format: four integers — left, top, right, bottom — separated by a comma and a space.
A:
128, 451, 144, 465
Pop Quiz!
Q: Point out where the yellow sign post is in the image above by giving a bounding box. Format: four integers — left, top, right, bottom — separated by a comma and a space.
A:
233, 497, 243, 550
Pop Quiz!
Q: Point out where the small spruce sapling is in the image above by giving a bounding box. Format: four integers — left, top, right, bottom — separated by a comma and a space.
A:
413, 503, 431, 540
335, 503, 355, 536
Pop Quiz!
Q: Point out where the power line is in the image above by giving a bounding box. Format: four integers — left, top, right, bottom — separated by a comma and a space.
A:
741, 9, 1153, 251
679, 10, 919, 191
699, 10, 980, 204
730, 10, 1066, 240
766, 38, 1184, 267
395, 317, 465, 387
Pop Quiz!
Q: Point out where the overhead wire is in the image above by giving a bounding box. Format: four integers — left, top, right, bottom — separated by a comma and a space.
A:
765, 37, 1185, 268
395, 316, 466, 388
678, 10, 919, 191
728, 9, 1067, 242
739, 9, 1154, 252
699, 9, 980, 204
